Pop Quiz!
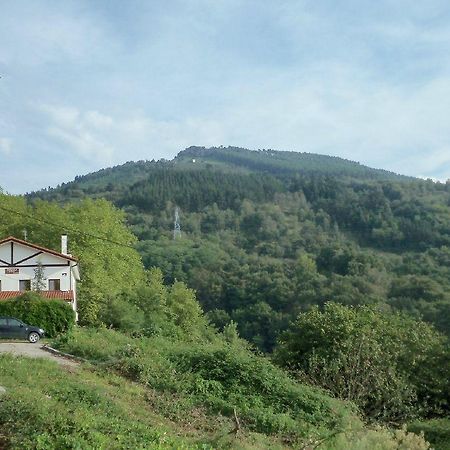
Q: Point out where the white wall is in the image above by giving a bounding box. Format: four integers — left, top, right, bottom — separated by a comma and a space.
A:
0, 265, 75, 291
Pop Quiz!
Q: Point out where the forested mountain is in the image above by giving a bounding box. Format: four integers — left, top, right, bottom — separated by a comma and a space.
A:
32, 146, 410, 199
29, 146, 450, 352
176, 146, 412, 180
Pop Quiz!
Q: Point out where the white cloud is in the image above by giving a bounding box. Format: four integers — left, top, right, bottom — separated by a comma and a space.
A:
38, 103, 225, 165
40, 105, 115, 162
36, 60, 450, 181
204, 65, 450, 180
0, 138, 12, 155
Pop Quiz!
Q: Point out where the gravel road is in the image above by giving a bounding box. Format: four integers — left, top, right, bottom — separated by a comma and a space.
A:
0, 342, 79, 367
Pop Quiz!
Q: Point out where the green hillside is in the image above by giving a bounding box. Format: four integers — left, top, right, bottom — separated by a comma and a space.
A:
27, 146, 450, 351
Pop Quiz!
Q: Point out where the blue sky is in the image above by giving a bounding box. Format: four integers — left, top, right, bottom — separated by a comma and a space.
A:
1, 0, 450, 193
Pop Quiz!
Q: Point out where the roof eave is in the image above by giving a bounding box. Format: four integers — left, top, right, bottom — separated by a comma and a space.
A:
0, 236, 78, 262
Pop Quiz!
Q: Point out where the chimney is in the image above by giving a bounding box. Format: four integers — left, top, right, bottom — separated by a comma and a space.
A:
61, 234, 68, 255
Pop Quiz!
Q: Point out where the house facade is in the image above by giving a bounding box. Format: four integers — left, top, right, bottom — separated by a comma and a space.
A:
0, 235, 80, 317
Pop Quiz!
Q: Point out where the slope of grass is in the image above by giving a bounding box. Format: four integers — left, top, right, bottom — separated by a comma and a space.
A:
49, 327, 432, 449
0, 353, 295, 449
0, 354, 190, 449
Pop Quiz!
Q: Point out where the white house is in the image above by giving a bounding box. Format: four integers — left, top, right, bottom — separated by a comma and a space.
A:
0, 235, 80, 317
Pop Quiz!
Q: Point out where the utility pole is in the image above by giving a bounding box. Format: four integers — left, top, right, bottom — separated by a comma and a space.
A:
173, 207, 181, 240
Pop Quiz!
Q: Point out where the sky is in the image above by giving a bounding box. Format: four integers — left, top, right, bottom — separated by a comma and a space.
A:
1, 0, 450, 193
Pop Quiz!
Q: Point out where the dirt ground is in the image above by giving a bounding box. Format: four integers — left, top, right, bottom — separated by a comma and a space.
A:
0, 342, 79, 367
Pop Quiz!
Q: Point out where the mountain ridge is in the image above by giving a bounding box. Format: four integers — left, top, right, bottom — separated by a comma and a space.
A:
30, 146, 414, 196
176, 146, 412, 180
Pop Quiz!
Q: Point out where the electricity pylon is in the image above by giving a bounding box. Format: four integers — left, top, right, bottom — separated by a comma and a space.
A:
173, 207, 181, 239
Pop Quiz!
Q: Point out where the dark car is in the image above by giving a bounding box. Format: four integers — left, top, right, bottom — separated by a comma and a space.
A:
0, 317, 45, 343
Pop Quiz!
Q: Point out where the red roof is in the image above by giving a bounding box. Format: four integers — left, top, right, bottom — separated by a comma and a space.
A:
0, 236, 78, 262
0, 291, 74, 301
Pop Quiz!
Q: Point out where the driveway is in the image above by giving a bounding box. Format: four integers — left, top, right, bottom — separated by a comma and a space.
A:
0, 342, 79, 367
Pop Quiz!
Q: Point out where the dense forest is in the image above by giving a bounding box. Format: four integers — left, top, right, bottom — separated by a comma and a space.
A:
30, 146, 450, 352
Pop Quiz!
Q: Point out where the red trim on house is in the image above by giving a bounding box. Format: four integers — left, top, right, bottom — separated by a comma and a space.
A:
0, 236, 77, 262
0, 291, 74, 301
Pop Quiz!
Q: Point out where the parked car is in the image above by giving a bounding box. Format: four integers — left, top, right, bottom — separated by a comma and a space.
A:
0, 317, 45, 343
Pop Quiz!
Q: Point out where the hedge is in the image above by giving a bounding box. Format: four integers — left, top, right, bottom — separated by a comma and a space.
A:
0, 292, 75, 337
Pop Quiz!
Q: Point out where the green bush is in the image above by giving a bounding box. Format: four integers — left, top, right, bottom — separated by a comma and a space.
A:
330, 426, 430, 450
162, 341, 355, 436
408, 419, 450, 450
99, 296, 145, 332
53, 327, 131, 362
274, 303, 450, 423
54, 327, 436, 448
0, 293, 75, 337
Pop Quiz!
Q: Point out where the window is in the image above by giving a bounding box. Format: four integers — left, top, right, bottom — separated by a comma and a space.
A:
48, 279, 61, 290
7, 318, 21, 326
19, 280, 31, 291
0, 318, 7, 325
0, 280, 2, 291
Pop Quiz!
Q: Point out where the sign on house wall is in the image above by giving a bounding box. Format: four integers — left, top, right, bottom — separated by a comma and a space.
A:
5, 268, 19, 274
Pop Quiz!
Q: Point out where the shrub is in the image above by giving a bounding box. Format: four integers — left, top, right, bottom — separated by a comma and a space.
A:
163, 341, 355, 436
408, 419, 450, 450
274, 303, 450, 423
0, 293, 75, 337
331, 425, 430, 450
52, 327, 130, 362
55, 328, 435, 448
99, 296, 145, 332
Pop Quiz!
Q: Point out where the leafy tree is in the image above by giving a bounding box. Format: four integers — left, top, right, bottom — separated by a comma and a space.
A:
99, 296, 145, 332
0, 195, 146, 325
166, 281, 207, 336
231, 302, 288, 352
32, 262, 46, 292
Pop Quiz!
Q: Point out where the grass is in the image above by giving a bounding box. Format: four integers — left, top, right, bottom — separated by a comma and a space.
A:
53, 328, 356, 442
0, 354, 294, 449
49, 327, 433, 449
0, 327, 433, 449
0, 354, 189, 449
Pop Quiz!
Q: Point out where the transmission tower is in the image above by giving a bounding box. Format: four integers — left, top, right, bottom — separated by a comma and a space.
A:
173, 207, 181, 239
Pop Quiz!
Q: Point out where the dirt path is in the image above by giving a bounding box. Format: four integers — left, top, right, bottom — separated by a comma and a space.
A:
0, 342, 79, 367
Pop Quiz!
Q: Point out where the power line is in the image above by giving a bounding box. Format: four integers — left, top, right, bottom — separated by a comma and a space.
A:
0, 204, 136, 249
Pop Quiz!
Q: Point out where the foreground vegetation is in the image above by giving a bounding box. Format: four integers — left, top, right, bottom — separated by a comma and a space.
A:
50, 327, 432, 449
53, 327, 354, 442
0, 354, 192, 449
0, 347, 433, 450
275, 303, 449, 424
